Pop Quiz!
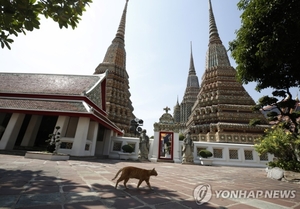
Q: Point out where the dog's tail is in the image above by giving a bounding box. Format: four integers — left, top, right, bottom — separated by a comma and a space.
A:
112, 168, 123, 180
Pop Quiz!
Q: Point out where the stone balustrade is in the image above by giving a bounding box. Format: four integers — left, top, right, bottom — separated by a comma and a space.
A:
109, 136, 273, 168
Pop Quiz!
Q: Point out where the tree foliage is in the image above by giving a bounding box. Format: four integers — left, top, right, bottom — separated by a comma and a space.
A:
255, 124, 300, 172
0, 0, 92, 49
229, 0, 300, 92
231, 0, 300, 171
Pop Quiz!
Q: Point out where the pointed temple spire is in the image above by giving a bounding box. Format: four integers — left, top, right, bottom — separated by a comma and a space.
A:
94, 0, 135, 136
185, 0, 269, 144
173, 44, 200, 124
115, 0, 129, 42
173, 95, 181, 123
206, 0, 230, 68
187, 42, 199, 88
189, 42, 196, 76
97, 0, 130, 68
208, 0, 222, 45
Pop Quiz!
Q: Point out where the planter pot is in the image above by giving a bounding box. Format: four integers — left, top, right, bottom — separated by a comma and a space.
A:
25, 151, 69, 161
118, 152, 133, 160
199, 157, 213, 166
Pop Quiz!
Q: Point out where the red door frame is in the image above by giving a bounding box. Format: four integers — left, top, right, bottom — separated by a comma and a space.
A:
158, 131, 174, 160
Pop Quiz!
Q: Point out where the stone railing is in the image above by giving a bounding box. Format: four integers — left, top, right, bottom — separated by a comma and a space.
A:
109, 136, 140, 160
109, 136, 273, 167
180, 141, 273, 167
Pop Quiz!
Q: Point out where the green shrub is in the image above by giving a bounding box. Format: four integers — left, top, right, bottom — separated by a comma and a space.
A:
268, 159, 300, 172
199, 150, 213, 158
179, 133, 185, 141
255, 124, 300, 172
122, 144, 134, 153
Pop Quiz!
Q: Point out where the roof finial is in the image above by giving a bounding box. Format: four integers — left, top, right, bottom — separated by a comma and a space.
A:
163, 106, 170, 113
115, 0, 129, 42
189, 41, 196, 75
208, 0, 222, 45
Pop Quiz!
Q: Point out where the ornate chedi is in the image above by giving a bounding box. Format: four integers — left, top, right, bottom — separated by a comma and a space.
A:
174, 44, 200, 131
94, 0, 135, 135
185, 0, 269, 144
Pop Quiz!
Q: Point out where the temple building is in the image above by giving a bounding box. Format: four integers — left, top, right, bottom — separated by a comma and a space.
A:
173, 43, 200, 131
0, 72, 123, 156
0, 0, 135, 156
177, 0, 269, 144
94, 0, 135, 136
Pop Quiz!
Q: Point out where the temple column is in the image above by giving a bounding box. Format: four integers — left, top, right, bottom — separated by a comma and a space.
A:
55, 116, 70, 136
173, 132, 181, 163
102, 129, 113, 157
149, 131, 159, 162
71, 117, 90, 156
0, 113, 25, 150
88, 121, 98, 156
21, 115, 42, 147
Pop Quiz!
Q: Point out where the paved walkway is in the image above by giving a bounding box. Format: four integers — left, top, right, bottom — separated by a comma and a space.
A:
0, 154, 299, 209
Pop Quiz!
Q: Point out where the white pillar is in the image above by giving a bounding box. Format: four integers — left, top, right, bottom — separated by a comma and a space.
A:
173, 132, 181, 163
149, 131, 159, 162
21, 115, 42, 147
71, 117, 90, 156
55, 116, 70, 136
0, 113, 25, 150
88, 121, 98, 156
103, 129, 112, 156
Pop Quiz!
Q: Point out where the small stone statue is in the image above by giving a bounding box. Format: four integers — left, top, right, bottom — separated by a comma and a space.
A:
182, 132, 194, 164
138, 129, 150, 161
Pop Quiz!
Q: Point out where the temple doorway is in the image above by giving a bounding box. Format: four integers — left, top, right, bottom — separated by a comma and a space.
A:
158, 131, 173, 160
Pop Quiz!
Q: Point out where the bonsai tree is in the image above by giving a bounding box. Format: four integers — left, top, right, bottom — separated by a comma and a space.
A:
45, 126, 61, 154
199, 150, 213, 158
122, 144, 134, 153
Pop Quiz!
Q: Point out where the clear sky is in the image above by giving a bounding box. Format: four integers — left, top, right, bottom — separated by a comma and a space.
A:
0, 0, 280, 137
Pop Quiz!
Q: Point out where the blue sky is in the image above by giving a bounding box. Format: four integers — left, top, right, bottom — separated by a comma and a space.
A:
1, 0, 280, 136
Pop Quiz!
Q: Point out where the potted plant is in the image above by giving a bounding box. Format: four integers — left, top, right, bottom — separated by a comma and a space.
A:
118, 144, 134, 160
199, 150, 213, 166
25, 126, 69, 160
46, 126, 61, 154
121, 144, 134, 153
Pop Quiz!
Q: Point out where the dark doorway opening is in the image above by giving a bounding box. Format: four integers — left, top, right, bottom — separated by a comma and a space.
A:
15, 115, 32, 146
34, 116, 58, 149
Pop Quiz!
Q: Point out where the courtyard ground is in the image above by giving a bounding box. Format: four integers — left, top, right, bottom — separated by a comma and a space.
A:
0, 153, 299, 209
